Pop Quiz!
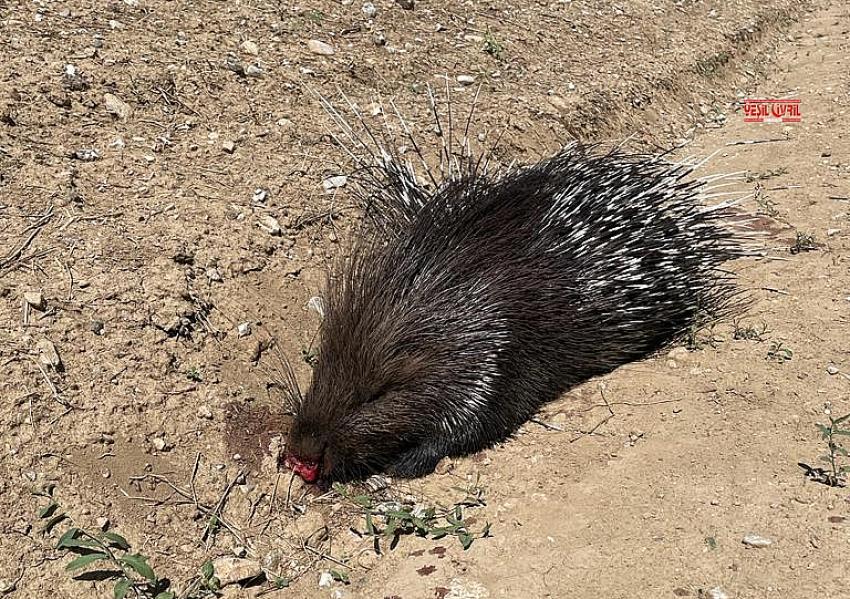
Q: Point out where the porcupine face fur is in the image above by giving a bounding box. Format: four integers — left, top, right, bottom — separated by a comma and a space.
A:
284, 107, 750, 486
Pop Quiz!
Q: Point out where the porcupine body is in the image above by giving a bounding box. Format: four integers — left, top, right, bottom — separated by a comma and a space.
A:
284, 121, 748, 485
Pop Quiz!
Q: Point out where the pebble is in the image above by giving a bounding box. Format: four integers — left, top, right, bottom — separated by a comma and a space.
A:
245, 64, 263, 77
258, 214, 282, 236
96, 517, 110, 531
24, 291, 45, 310
0, 579, 16, 594
706, 587, 729, 599
827, 364, 839, 375
323, 175, 348, 191
73, 148, 100, 161
206, 267, 223, 282
35, 339, 62, 370
252, 188, 269, 204
103, 93, 131, 119
240, 40, 259, 56
742, 533, 772, 548
318, 572, 335, 587
212, 556, 263, 587
307, 296, 325, 318
109, 19, 123, 29
152, 437, 169, 452
89, 320, 105, 335
237, 322, 252, 338
362, 2, 377, 18
307, 39, 335, 55
197, 405, 213, 420
456, 74, 475, 85
827, 228, 840, 237
222, 140, 236, 154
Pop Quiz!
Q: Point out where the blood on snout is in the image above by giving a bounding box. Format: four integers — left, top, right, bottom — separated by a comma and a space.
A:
284, 454, 319, 483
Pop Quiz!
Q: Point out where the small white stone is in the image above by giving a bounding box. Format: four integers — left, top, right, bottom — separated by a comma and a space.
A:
707, 587, 729, 599
362, 2, 377, 18
307, 40, 335, 55
742, 533, 772, 548
109, 19, 123, 29
96, 517, 110, 531
212, 557, 263, 586
318, 572, 334, 587
152, 437, 168, 452
197, 405, 213, 420
222, 140, 236, 154
103, 93, 131, 119
35, 339, 61, 369
240, 40, 259, 55
307, 296, 325, 318
252, 188, 268, 203
258, 214, 282, 236
827, 228, 841, 237
456, 74, 475, 85
827, 364, 839, 375
24, 291, 45, 310
322, 175, 348, 191
237, 322, 252, 338
206, 267, 223, 282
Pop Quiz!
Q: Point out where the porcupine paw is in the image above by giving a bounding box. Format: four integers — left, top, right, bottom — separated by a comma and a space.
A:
386, 444, 445, 478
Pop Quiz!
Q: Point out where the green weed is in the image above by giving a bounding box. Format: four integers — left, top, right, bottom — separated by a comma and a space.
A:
333, 482, 491, 552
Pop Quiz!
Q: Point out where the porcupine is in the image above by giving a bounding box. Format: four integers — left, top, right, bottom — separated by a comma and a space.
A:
282, 93, 751, 485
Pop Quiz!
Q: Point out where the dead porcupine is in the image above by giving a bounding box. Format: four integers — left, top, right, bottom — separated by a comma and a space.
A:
283, 92, 753, 485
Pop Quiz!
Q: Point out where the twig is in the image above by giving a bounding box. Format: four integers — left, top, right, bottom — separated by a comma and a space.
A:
760, 286, 790, 295
725, 138, 789, 146
34, 360, 70, 408
529, 418, 564, 431
0, 208, 53, 271
300, 543, 349, 569
569, 384, 616, 443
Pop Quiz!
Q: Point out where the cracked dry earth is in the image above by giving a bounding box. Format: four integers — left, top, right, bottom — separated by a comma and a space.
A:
1, 0, 849, 598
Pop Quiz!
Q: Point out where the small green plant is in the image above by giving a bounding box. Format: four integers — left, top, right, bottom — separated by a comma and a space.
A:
766, 341, 793, 362
732, 320, 769, 342
755, 194, 779, 217
186, 366, 202, 382
483, 30, 505, 60
684, 322, 718, 351
790, 230, 817, 254
333, 483, 491, 552
816, 409, 850, 487
746, 167, 788, 182
304, 9, 324, 23
35, 489, 221, 599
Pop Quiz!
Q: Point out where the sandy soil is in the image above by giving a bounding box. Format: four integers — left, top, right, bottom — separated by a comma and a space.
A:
1, 0, 849, 597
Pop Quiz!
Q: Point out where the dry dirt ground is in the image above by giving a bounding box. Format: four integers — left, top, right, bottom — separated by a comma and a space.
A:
1, 0, 849, 597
